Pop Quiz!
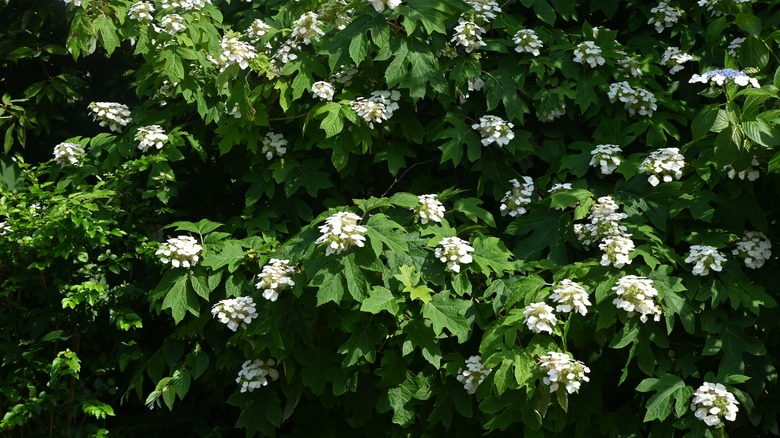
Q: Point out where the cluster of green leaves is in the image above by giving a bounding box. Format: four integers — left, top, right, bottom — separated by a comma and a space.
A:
3, 0, 780, 436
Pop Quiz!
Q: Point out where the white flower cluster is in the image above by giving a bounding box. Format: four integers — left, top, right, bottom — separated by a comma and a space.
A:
413, 194, 445, 224
573, 41, 605, 68
458, 77, 485, 103
661, 46, 693, 74
236, 359, 280, 393
691, 382, 739, 426
62, 0, 83, 6
88, 102, 132, 132
641, 147, 685, 186
261, 132, 288, 160
247, 19, 270, 41
228, 103, 241, 119
319, 0, 353, 30
513, 29, 543, 56
291, 12, 325, 45
607, 82, 658, 117
161, 0, 211, 10
599, 234, 635, 268
617, 55, 643, 78
724, 157, 759, 181
333, 65, 358, 86
435, 237, 475, 273
548, 183, 572, 194
573, 195, 628, 249
538, 101, 566, 122
451, 21, 486, 53
463, 0, 501, 23
129, 2, 155, 21
135, 125, 168, 152
550, 280, 591, 316
369, 0, 402, 12
456, 355, 492, 394
156, 235, 203, 268
732, 231, 771, 269
255, 259, 296, 301
158, 14, 186, 35
0, 221, 11, 236
648, 1, 681, 33
220, 35, 257, 70
698, 0, 750, 17
690, 68, 760, 88
269, 40, 301, 74
538, 352, 590, 394
590, 144, 623, 175
312, 81, 335, 101
612, 275, 662, 322
315, 212, 368, 255
53, 142, 85, 167
500, 176, 534, 217
211, 296, 258, 331
472, 115, 514, 147
154, 80, 178, 107
523, 302, 557, 334
727, 37, 745, 58
685, 245, 726, 276
350, 90, 400, 128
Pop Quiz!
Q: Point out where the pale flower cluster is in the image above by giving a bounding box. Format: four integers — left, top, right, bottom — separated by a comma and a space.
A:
573, 41, 605, 68
236, 359, 280, 392
350, 90, 400, 128
161, 0, 211, 10
463, 0, 502, 23
550, 280, 591, 316
500, 176, 534, 217
456, 355, 492, 394
435, 237, 474, 273
608, 82, 657, 117
523, 302, 557, 334
538, 352, 590, 394
548, 183, 572, 194
640, 147, 685, 186
53, 142, 85, 167
211, 296, 258, 331
599, 234, 635, 268
129, 2, 155, 21
255, 259, 296, 301
727, 37, 745, 58
513, 29, 543, 56
62, 0, 83, 7
156, 235, 203, 268
724, 157, 759, 181
698, 0, 750, 17
612, 275, 662, 322
685, 245, 726, 276
413, 194, 445, 224
689, 68, 760, 88
472, 115, 514, 147
88, 102, 132, 132
135, 125, 168, 152
661, 46, 693, 74
648, 1, 681, 33
690, 382, 739, 426
617, 55, 643, 78
333, 65, 358, 85
0, 221, 11, 236
590, 144, 623, 175
573, 195, 628, 249
315, 212, 368, 255
220, 35, 257, 70
369, 0, 402, 12
451, 21, 486, 53
159, 14, 186, 35
261, 132, 288, 160
538, 102, 566, 122
312, 81, 335, 101
291, 12, 325, 45
247, 19, 271, 41
732, 231, 771, 269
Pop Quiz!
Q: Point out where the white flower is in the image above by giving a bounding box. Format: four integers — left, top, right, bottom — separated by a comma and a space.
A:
590, 144, 623, 175
53, 142, 85, 167
88, 102, 132, 132
456, 355, 492, 394
211, 296, 258, 331
312, 81, 336, 101
641, 148, 685, 186
523, 302, 557, 334
434, 236, 475, 273
732, 231, 771, 269
220, 35, 257, 70
159, 14, 186, 35
236, 359, 280, 392
550, 280, 591, 316
135, 125, 168, 152
0, 221, 11, 236
599, 234, 635, 268
537, 101, 566, 122
161, 0, 211, 10
247, 19, 271, 42
333, 65, 358, 85
156, 235, 203, 268
451, 20, 486, 53
472, 115, 514, 147
573, 41, 605, 68
617, 55, 643, 78
500, 176, 534, 217
548, 183, 572, 194
350, 90, 400, 128
612, 275, 662, 322
413, 194, 445, 224
538, 352, 590, 393
315, 211, 368, 256
129, 2, 155, 21
369, 0, 402, 12
513, 29, 543, 56
691, 382, 739, 426
574, 195, 628, 248
724, 157, 760, 181
468, 77, 485, 92
689, 68, 760, 88
727, 37, 745, 58
255, 259, 296, 301
661, 46, 693, 74
685, 245, 726, 276
698, 0, 749, 17
463, 0, 501, 23
154, 80, 178, 107
648, 1, 681, 33
261, 132, 288, 160
62, 0, 82, 6
291, 12, 325, 45
608, 82, 657, 117
227, 103, 241, 119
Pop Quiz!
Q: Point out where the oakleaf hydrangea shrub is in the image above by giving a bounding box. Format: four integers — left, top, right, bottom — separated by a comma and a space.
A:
2, 0, 780, 436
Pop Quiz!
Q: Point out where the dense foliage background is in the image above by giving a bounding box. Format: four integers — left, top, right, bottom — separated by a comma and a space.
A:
2, 0, 780, 436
